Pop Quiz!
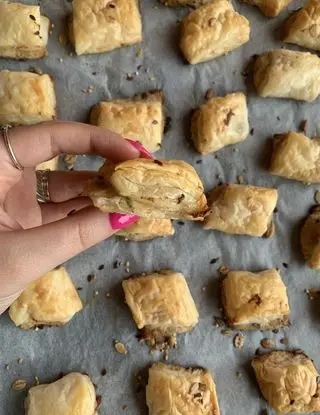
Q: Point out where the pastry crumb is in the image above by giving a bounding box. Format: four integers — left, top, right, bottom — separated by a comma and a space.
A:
34, 376, 40, 386
29, 66, 43, 75
114, 341, 128, 355
260, 338, 275, 349
237, 175, 244, 184
221, 329, 233, 336
234, 333, 245, 349
11, 379, 27, 391
218, 265, 230, 276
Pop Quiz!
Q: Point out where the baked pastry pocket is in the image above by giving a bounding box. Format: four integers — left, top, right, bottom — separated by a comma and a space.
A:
0, 71, 56, 126
146, 362, 220, 415
204, 184, 278, 237
283, 0, 320, 51
25, 373, 97, 415
301, 206, 320, 269
241, 0, 292, 17
222, 268, 290, 330
180, 0, 250, 64
117, 218, 175, 241
191, 92, 249, 154
90, 90, 164, 152
84, 158, 208, 220
9, 267, 83, 329
70, 0, 142, 55
254, 49, 320, 102
270, 132, 320, 184
0, 2, 49, 60
252, 350, 320, 413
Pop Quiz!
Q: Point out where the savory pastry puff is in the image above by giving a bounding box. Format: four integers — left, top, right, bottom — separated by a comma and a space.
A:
117, 218, 175, 241
0, 71, 56, 126
180, 0, 250, 64
222, 269, 290, 330
241, 0, 292, 17
160, 0, 211, 6
253, 49, 320, 102
270, 132, 320, 184
85, 159, 208, 220
191, 92, 249, 154
90, 90, 164, 152
25, 373, 97, 415
146, 362, 220, 415
71, 0, 142, 55
283, 0, 320, 51
36, 157, 60, 171
301, 206, 320, 269
204, 184, 278, 237
9, 267, 83, 329
252, 350, 320, 413
0, 2, 49, 60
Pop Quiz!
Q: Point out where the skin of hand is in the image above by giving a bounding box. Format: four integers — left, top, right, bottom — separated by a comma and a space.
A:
0, 121, 152, 314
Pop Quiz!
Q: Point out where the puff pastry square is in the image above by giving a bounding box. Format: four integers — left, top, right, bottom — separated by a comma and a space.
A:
90, 90, 164, 152
0, 2, 49, 60
71, 0, 142, 56
241, 0, 292, 17
84, 158, 208, 220
25, 373, 97, 415
180, 0, 250, 64
254, 49, 320, 102
284, 0, 320, 51
160, 0, 211, 6
252, 350, 320, 413
301, 206, 320, 269
270, 132, 320, 184
146, 362, 220, 415
191, 92, 249, 154
36, 157, 59, 171
204, 184, 278, 237
0, 71, 56, 126
117, 218, 175, 241
9, 267, 83, 329
222, 268, 290, 330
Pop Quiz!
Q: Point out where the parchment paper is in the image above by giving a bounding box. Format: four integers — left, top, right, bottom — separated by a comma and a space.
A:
1, 0, 320, 414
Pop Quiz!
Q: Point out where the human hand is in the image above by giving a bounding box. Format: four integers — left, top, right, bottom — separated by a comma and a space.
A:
0, 121, 151, 314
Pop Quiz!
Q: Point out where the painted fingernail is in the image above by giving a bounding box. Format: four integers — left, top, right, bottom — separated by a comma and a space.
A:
126, 139, 153, 159
110, 213, 140, 230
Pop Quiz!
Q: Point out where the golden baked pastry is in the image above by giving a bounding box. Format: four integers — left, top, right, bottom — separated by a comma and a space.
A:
9, 267, 83, 329
180, 0, 250, 64
36, 157, 59, 171
90, 90, 164, 152
204, 184, 278, 237
0, 2, 49, 59
222, 268, 290, 330
270, 132, 320, 184
0, 71, 56, 126
241, 0, 292, 17
160, 0, 211, 6
25, 373, 97, 415
301, 206, 320, 269
85, 158, 208, 220
146, 362, 220, 415
254, 49, 320, 102
71, 0, 142, 55
117, 218, 175, 241
283, 0, 320, 51
191, 92, 249, 154
252, 350, 320, 413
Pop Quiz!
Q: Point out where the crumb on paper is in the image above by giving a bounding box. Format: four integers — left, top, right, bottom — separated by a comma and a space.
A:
221, 329, 233, 336
34, 376, 40, 386
237, 175, 244, 184
58, 33, 68, 46
260, 338, 275, 349
218, 265, 229, 276
114, 341, 128, 355
81, 85, 94, 94
29, 66, 43, 75
11, 379, 27, 391
234, 333, 244, 349
213, 316, 225, 328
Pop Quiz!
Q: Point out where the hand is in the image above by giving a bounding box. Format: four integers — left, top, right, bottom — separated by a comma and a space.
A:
0, 121, 148, 314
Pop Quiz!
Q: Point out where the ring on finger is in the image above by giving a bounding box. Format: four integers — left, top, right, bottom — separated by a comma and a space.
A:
36, 169, 52, 204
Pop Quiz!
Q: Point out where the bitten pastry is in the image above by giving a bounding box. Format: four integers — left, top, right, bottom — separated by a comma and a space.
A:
117, 218, 175, 241
253, 49, 320, 102
222, 268, 290, 330
9, 267, 83, 329
180, 0, 250, 64
270, 132, 320, 184
85, 159, 208, 220
70, 0, 142, 56
90, 90, 164, 152
301, 206, 320, 269
0, 71, 56, 126
146, 362, 220, 415
204, 184, 278, 237
36, 157, 59, 171
191, 92, 249, 154
25, 373, 97, 415
241, 0, 292, 17
252, 350, 320, 413
160, 0, 211, 6
283, 0, 320, 51
0, 2, 49, 59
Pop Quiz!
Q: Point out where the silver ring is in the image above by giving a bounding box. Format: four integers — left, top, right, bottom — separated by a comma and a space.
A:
1, 125, 24, 171
36, 169, 51, 203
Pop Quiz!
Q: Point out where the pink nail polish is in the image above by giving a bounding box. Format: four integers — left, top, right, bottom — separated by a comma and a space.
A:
110, 213, 140, 230
126, 139, 154, 159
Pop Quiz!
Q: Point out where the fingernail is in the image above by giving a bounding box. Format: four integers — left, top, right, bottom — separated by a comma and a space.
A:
110, 213, 140, 230
126, 139, 154, 159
